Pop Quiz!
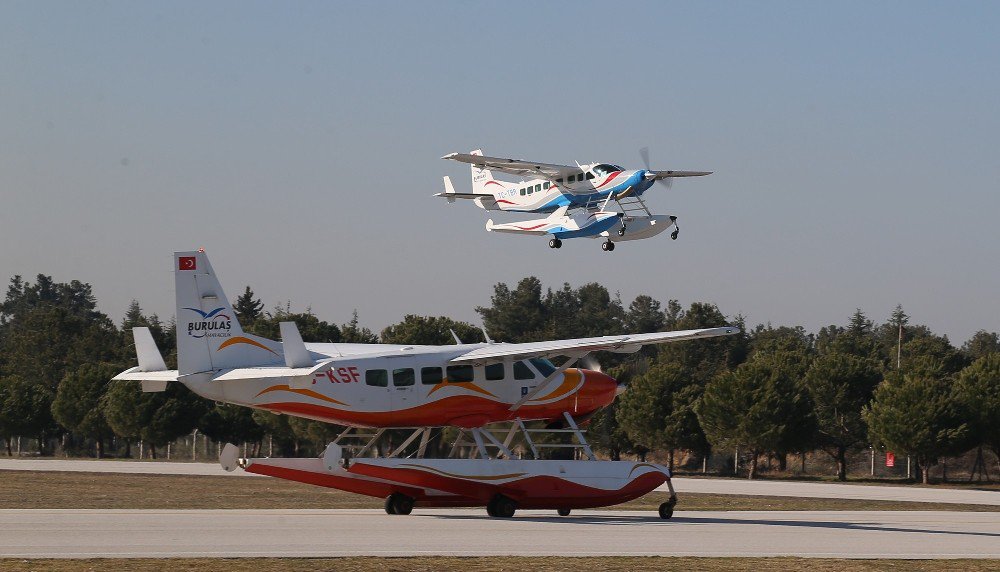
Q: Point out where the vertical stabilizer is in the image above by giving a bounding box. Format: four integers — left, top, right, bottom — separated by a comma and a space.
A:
469, 149, 496, 195
174, 250, 281, 375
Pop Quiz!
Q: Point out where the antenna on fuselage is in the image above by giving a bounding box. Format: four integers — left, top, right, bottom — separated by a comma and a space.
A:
481, 325, 494, 344
449, 329, 463, 344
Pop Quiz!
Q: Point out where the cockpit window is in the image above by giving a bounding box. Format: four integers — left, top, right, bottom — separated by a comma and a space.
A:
529, 358, 557, 377
592, 164, 623, 176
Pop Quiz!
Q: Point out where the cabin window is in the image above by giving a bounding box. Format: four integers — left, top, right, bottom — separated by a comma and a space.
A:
392, 368, 415, 387
447, 364, 474, 382
421, 366, 443, 385
585, 172, 594, 180
529, 358, 557, 377
567, 174, 576, 183
534, 184, 541, 192
543, 182, 550, 190
556, 178, 563, 184
365, 369, 388, 387
485, 363, 505, 381
513, 361, 535, 380
527, 187, 533, 194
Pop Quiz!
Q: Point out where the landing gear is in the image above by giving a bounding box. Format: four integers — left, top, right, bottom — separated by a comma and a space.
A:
617, 224, 626, 237
548, 238, 562, 249
658, 497, 676, 520
557, 508, 571, 517
384, 493, 414, 515
488, 494, 517, 518
601, 240, 616, 252
670, 217, 679, 240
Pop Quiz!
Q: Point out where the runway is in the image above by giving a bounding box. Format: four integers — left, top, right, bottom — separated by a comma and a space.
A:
1, 509, 998, 558
3, 458, 999, 505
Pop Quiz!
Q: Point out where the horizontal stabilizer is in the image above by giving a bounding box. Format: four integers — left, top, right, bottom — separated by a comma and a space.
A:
212, 359, 337, 383
133, 327, 167, 372
280, 321, 313, 368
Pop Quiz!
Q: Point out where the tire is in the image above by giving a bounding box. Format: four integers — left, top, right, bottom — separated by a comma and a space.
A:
394, 495, 414, 515
486, 501, 496, 517
601, 242, 610, 251
658, 501, 674, 520
557, 508, 571, 517
607, 241, 615, 251
492, 495, 517, 518
385, 493, 413, 516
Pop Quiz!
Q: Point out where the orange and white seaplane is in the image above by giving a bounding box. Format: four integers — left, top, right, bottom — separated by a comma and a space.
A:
115, 250, 738, 518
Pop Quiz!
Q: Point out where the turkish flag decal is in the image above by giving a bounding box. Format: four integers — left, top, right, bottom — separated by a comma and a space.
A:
178, 256, 197, 271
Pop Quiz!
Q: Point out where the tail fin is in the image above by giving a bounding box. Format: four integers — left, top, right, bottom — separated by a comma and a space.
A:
469, 149, 496, 195
174, 250, 281, 375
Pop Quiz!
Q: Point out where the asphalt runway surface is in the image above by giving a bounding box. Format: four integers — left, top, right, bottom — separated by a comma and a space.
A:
1, 509, 998, 558
3, 458, 999, 505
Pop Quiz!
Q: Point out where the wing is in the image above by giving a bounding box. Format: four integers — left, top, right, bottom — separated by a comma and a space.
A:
433, 192, 494, 200
448, 326, 739, 365
442, 152, 581, 179
647, 170, 713, 180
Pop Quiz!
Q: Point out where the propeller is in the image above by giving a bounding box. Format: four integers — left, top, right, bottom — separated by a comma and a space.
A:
639, 146, 673, 189
580, 354, 602, 373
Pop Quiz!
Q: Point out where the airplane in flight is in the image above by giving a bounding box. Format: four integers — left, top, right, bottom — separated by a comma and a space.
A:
436, 149, 711, 251
116, 250, 738, 518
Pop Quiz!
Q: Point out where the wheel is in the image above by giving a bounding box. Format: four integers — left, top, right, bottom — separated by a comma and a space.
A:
601, 241, 609, 251
549, 238, 562, 249
670, 229, 679, 240
658, 501, 674, 520
617, 227, 626, 236
385, 493, 413, 515
557, 508, 571, 517
605, 241, 616, 251
491, 495, 517, 518
486, 501, 496, 517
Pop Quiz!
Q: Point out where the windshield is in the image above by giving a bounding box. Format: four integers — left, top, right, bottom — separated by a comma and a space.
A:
529, 358, 557, 377
592, 164, 623, 176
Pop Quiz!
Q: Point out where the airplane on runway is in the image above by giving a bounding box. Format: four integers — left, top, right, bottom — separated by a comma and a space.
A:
115, 250, 738, 518
436, 149, 712, 251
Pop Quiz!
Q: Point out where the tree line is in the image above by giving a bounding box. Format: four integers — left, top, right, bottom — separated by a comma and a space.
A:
0, 273, 997, 483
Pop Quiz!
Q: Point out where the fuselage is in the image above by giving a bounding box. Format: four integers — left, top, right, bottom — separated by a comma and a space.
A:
182, 342, 619, 429
489, 165, 654, 213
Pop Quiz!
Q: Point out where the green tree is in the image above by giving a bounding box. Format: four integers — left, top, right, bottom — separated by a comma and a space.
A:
962, 331, 1000, 362
618, 362, 709, 468
340, 310, 378, 343
477, 277, 547, 342
624, 295, 665, 334
102, 381, 205, 458
697, 351, 816, 478
864, 369, 973, 483
233, 286, 264, 326
51, 363, 120, 457
249, 304, 342, 343
380, 315, 484, 345
199, 404, 265, 453
0, 375, 55, 454
803, 352, 882, 480
953, 354, 1000, 466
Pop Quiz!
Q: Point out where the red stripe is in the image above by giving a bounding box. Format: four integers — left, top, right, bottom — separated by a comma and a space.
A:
595, 171, 622, 189
496, 199, 516, 204
485, 181, 504, 187
514, 223, 547, 231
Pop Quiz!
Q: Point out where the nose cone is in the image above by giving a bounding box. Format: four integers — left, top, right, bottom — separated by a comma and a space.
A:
582, 369, 620, 402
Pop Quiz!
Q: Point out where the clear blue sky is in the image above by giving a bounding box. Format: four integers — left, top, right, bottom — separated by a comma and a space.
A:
2, 1, 998, 344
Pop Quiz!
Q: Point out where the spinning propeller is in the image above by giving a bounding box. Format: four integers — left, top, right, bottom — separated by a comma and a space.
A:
640, 147, 673, 189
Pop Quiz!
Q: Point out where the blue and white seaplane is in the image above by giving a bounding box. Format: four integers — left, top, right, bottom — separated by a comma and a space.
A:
436, 149, 711, 252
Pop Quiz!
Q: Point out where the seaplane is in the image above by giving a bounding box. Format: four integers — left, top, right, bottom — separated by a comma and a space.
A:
436, 149, 712, 252
115, 250, 739, 518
